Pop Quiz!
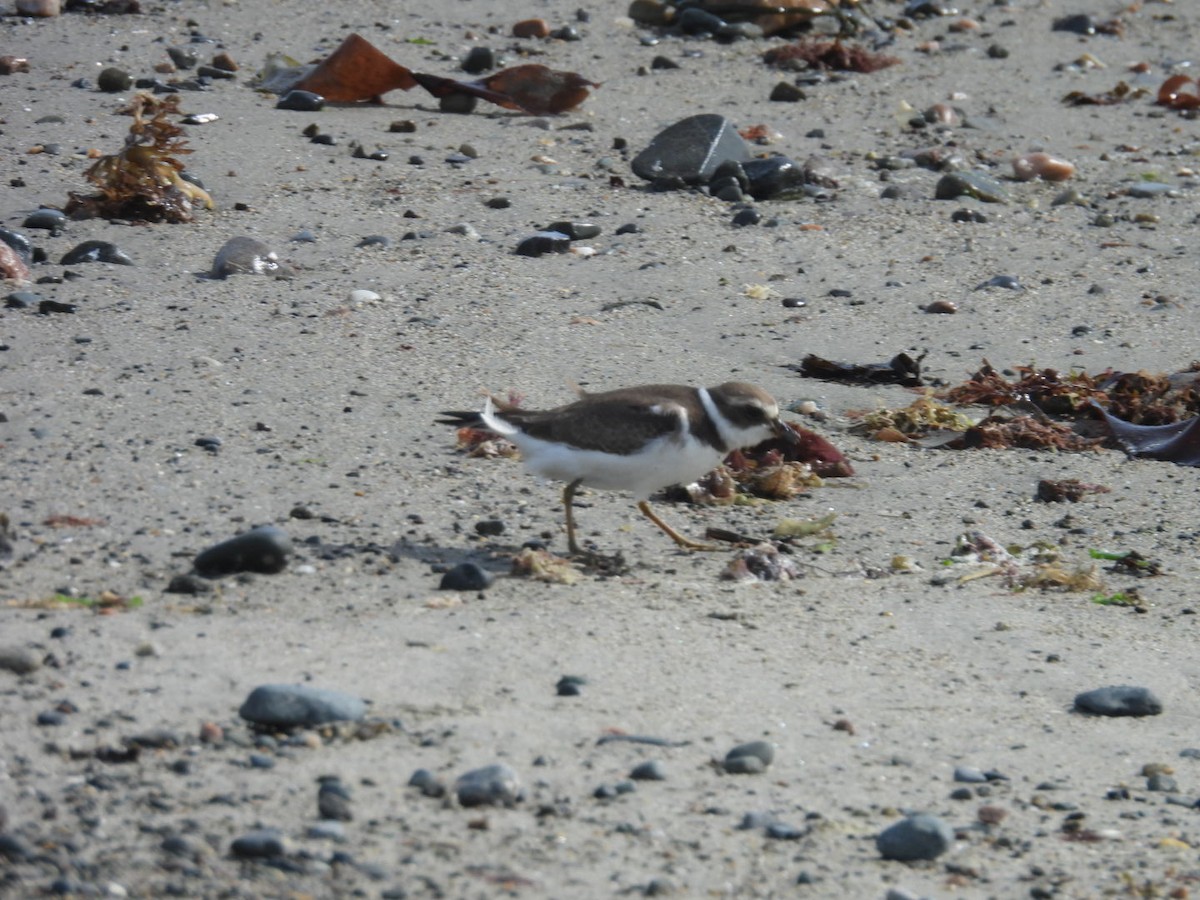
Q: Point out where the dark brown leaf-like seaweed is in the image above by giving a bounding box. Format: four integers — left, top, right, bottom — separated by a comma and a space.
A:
1035, 479, 1111, 503
65, 93, 213, 223
947, 415, 1101, 453
414, 65, 597, 116
1157, 74, 1200, 112
793, 352, 924, 387
292, 33, 417, 102
1092, 401, 1200, 466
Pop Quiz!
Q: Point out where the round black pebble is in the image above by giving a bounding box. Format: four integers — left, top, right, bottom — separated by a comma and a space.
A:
276, 90, 325, 111
439, 562, 493, 591
193, 526, 292, 577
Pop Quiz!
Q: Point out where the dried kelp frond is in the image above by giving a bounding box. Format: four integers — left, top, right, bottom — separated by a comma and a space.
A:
939, 361, 1109, 415
413, 65, 597, 116
1062, 81, 1146, 106
792, 351, 924, 387
1099, 367, 1200, 425
947, 415, 1102, 452
764, 38, 898, 73
292, 33, 416, 102
66, 93, 213, 222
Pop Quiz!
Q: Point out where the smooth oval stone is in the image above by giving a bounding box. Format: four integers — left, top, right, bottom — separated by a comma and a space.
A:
544, 221, 601, 241
0, 646, 41, 674
1074, 685, 1163, 717
0, 834, 32, 861
96, 67, 132, 93
731, 207, 761, 227
515, 231, 570, 257
766, 821, 806, 840
194, 525, 291, 577
935, 171, 1010, 203
238, 684, 366, 727
0, 228, 33, 265
440, 93, 478, 114
953, 765, 988, 783
743, 156, 807, 200
276, 90, 324, 111
438, 562, 493, 591
23, 208, 67, 233
230, 829, 289, 859
1128, 182, 1179, 199
461, 46, 495, 74
630, 759, 667, 781
408, 768, 446, 798
167, 46, 198, 69
307, 821, 345, 841
210, 236, 289, 278
556, 674, 586, 696
60, 240, 134, 266
455, 763, 522, 807
724, 740, 775, 775
632, 114, 751, 185
876, 813, 955, 861
677, 6, 726, 34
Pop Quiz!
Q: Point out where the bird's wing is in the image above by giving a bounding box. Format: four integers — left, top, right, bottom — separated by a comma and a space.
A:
508, 395, 690, 455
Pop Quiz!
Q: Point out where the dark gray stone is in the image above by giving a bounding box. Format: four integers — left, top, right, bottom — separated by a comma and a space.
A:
723, 740, 774, 774
238, 684, 366, 727
0, 646, 41, 674
1074, 685, 1163, 717
439, 562, 493, 591
631, 114, 750, 185
455, 763, 522, 807
210, 236, 290, 279
194, 525, 291, 577
230, 829, 289, 859
60, 241, 134, 266
97, 67, 133, 93
276, 90, 325, 112
23, 208, 68, 234
630, 759, 667, 781
408, 768, 446, 798
935, 171, 1010, 203
515, 231, 570, 258
876, 813, 955, 861
743, 156, 807, 200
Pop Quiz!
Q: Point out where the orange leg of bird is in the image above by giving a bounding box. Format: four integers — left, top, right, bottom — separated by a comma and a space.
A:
637, 500, 719, 551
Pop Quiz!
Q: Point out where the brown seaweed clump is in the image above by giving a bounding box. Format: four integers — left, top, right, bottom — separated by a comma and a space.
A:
66, 93, 213, 223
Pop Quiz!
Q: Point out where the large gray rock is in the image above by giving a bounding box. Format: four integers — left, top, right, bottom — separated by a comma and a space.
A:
631, 114, 751, 185
238, 684, 366, 727
876, 813, 955, 861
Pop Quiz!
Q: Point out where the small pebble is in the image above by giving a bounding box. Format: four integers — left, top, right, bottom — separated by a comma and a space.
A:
1012, 151, 1075, 182
723, 740, 774, 774
1074, 685, 1163, 717
630, 760, 667, 781
438, 562, 493, 591
461, 46, 495, 74
0, 646, 41, 674
954, 765, 988, 783
230, 829, 289, 859
210, 236, 289, 279
512, 18, 550, 38
935, 171, 1010, 203
194, 525, 291, 577
23, 208, 68, 234
876, 813, 955, 861
318, 778, 353, 821
61, 240, 135, 266
544, 221, 601, 241
556, 675, 586, 696
455, 763, 522, 807
276, 90, 324, 112
408, 768, 446, 798
96, 67, 132, 93
440, 94, 478, 114
515, 232, 571, 257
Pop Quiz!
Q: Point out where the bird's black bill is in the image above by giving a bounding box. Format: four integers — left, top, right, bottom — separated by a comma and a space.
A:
771, 419, 802, 445
436, 410, 484, 427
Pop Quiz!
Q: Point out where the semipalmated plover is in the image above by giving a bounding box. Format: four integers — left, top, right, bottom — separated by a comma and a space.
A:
440, 382, 796, 556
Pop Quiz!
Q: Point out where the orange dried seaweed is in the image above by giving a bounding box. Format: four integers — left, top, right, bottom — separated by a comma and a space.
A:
292, 33, 416, 102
